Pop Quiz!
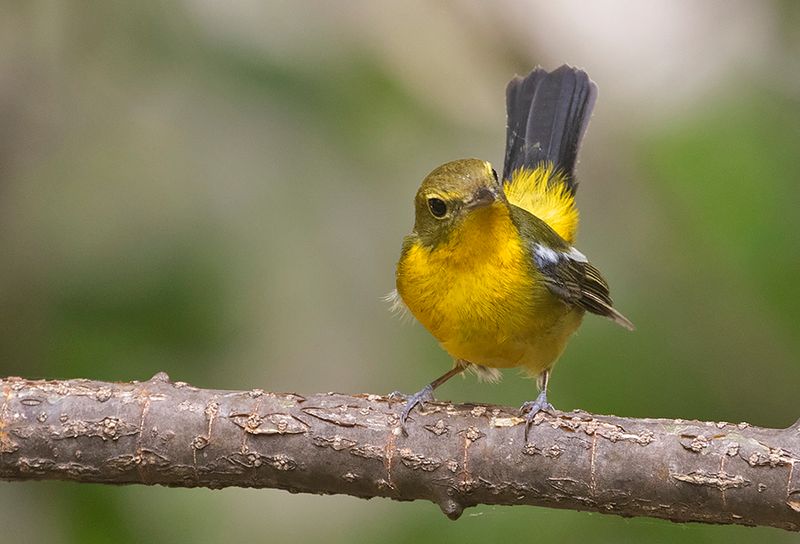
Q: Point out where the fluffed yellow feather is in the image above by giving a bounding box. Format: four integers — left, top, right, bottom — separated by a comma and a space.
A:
504, 163, 579, 244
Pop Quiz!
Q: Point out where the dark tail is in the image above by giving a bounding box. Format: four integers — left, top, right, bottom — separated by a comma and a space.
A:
502, 65, 597, 194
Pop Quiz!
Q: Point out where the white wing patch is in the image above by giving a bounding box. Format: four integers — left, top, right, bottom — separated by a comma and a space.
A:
533, 243, 588, 267
532, 243, 560, 265
565, 246, 588, 263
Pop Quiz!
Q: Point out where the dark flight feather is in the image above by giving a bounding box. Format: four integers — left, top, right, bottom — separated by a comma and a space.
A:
537, 256, 634, 331
502, 65, 598, 194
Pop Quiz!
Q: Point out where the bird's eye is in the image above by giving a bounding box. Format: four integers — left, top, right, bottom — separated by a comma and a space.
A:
427, 197, 447, 218
491, 169, 499, 182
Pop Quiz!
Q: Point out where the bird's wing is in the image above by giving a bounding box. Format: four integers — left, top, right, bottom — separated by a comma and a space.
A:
509, 204, 634, 330
530, 242, 633, 330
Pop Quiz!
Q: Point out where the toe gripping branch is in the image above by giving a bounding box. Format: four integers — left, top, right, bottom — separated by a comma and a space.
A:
520, 369, 554, 441
396, 365, 556, 442
399, 385, 434, 434
395, 361, 469, 435
520, 390, 555, 441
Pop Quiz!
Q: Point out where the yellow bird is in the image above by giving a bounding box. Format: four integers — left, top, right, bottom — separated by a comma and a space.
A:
391, 65, 633, 437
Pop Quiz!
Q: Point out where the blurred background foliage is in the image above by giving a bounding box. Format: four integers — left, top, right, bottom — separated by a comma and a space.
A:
1, 1, 799, 542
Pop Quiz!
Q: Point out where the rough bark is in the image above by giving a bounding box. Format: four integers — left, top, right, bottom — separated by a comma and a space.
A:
1, 374, 799, 530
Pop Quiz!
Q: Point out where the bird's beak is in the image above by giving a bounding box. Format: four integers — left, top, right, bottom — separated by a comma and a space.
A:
465, 187, 498, 209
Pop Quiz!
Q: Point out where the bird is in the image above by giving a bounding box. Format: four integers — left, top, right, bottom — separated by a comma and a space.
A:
390, 65, 633, 438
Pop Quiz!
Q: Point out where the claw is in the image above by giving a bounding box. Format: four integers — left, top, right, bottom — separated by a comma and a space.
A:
520, 390, 555, 441
387, 391, 406, 402
393, 363, 468, 435
399, 384, 434, 435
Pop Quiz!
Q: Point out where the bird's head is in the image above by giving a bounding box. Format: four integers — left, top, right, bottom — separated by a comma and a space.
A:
412, 158, 506, 248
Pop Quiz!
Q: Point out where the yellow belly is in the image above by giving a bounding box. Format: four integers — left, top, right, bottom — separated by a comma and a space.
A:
396, 203, 583, 375
438, 305, 583, 374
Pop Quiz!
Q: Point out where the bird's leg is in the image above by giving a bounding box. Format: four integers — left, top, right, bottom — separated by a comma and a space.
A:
397, 360, 468, 434
520, 369, 555, 440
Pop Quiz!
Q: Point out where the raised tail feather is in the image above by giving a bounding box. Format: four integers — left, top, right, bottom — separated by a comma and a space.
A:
502, 65, 597, 194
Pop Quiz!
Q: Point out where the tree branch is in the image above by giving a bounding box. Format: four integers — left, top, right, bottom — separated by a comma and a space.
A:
1, 374, 799, 530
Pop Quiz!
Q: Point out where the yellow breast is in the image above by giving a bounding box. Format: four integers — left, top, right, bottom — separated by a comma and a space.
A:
396, 201, 581, 373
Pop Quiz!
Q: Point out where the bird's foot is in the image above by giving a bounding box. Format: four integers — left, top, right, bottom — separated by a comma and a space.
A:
388, 390, 406, 401
397, 384, 435, 435
520, 391, 555, 441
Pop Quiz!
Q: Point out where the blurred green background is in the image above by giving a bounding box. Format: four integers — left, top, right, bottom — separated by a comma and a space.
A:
1, 1, 799, 542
